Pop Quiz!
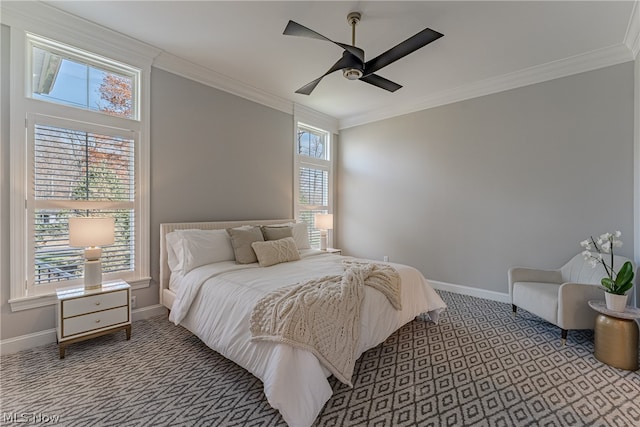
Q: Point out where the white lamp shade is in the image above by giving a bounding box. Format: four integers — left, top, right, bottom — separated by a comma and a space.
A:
315, 213, 334, 231
69, 217, 115, 248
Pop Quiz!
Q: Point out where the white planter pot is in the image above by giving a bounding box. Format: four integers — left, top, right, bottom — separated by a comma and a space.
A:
605, 292, 628, 312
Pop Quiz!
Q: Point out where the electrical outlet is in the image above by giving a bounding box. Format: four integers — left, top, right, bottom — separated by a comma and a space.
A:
383, 255, 389, 262
131, 295, 136, 309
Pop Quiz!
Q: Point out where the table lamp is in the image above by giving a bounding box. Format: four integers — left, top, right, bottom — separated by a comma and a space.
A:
314, 213, 333, 250
69, 216, 115, 290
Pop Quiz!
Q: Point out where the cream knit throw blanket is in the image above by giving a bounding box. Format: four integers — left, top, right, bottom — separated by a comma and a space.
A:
249, 261, 401, 386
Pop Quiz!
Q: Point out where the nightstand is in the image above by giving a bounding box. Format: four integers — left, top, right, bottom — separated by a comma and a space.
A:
56, 280, 131, 359
588, 300, 639, 370
323, 248, 342, 255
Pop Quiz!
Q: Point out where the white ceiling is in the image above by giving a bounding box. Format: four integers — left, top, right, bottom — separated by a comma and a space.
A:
43, 1, 638, 128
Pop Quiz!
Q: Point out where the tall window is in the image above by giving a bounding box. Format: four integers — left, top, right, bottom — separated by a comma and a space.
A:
10, 31, 149, 301
295, 123, 332, 248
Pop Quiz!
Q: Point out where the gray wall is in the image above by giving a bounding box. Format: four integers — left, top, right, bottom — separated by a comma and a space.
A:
337, 62, 635, 294
145, 68, 294, 308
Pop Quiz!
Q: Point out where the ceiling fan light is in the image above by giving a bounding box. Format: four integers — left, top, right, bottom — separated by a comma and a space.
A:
343, 68, 363, 80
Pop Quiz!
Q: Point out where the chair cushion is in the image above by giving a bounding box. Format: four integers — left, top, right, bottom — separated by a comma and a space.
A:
512, 281, 560, 324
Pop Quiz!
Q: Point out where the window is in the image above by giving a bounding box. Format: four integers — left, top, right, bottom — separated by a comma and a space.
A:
295, 123, 333, 248
9, 29, 151, 306
30, 116, 135, 287
29, 34, 138, 119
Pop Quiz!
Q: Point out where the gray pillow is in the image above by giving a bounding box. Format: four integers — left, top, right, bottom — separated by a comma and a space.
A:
261, 225, 294, 242
226, 226, 264, 264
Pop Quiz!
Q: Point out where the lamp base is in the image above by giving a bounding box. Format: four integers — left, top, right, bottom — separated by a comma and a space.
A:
84, 259, 103, 290
320, 230, 328, 250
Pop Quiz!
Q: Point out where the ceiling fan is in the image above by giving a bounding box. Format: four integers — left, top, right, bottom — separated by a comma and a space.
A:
283, 12, 443, 95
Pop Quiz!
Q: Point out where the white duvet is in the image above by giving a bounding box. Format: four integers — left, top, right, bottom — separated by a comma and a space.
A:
169, 251, 446, 427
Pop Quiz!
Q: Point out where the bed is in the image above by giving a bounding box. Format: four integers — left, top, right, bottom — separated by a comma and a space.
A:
160, 219, 446, 427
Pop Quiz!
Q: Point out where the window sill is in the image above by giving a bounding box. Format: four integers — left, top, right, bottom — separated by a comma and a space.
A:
9, 277, 151, 312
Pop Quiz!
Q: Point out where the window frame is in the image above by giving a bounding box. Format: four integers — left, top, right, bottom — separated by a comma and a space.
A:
8, 24, 153, 311
27, 32, 141, 120
293, 105, 338, 249
27, 112, 139, 294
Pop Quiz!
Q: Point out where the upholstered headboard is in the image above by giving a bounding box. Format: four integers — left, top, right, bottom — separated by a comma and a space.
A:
159, 219, 295, 308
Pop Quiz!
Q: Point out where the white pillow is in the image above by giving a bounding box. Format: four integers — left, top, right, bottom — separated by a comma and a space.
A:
165, 231, 184, 272
292, 222, 311, 249
166, 229, 235, 274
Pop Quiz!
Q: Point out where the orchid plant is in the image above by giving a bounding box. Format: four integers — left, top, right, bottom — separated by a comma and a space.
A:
580, 231, 634, 295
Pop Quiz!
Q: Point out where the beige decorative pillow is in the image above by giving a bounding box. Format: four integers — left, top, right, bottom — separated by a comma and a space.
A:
261, 225, 293, 241
251, 237, 301, 267
226, 226, 265, 264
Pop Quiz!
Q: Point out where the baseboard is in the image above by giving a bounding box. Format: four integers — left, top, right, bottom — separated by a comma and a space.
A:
132, 304, 167, 322
0, 328, 57, 356
428, 279, 511, 304
1, 304, 168, 355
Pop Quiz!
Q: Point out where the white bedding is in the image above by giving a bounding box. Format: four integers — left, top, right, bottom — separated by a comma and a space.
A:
169, 251, 446, 427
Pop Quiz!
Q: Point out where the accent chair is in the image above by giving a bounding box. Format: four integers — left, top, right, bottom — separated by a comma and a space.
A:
508, 253, 635, 345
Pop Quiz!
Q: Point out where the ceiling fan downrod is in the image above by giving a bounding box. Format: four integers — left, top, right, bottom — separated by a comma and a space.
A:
347, 12, 361, 46
344, 12, 363, 80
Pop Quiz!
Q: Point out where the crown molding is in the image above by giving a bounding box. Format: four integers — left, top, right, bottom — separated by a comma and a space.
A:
0, 1, 161, 68
624, 1, 640, 58
339, 43, 634, 129
294, 104, 339, 134
153, 52, 294, 116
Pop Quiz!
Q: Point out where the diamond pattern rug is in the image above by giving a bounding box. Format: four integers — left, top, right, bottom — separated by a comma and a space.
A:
1, 291, 639, 426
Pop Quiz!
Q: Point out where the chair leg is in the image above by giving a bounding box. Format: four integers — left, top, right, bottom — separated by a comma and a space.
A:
561, 329, 568, 346
512, 304, 517, 318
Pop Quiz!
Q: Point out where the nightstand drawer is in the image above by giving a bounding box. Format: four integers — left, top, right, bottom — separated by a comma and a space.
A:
62, 289, 128, 318
62, 306, 129, 337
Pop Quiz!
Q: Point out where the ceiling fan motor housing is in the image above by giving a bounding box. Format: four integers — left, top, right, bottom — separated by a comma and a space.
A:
343, 68, 363, 80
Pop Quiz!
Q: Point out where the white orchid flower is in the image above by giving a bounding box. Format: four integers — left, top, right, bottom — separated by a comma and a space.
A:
581, 230, 625, 274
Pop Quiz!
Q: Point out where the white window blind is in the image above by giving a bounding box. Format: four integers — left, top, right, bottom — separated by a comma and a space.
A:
299, 167, 328, 206
31, 117, 136, 286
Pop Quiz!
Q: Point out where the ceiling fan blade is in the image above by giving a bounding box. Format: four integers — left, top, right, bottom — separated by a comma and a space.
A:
295, 77, 324, 95
283, 20, 365, 62
363, 28, 443, 76
295, 52, 362, 95
284, 20, 330, 41
359, 74, 402, 92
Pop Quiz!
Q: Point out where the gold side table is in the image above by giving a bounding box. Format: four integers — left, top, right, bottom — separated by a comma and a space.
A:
588, 300, 639, 371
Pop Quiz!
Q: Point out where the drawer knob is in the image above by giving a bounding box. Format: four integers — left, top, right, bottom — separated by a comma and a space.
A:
95, 302, 101, 306
95, 319, 101, 323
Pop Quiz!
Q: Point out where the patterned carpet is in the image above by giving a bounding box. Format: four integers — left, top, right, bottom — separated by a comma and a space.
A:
1, 291, 639, 427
